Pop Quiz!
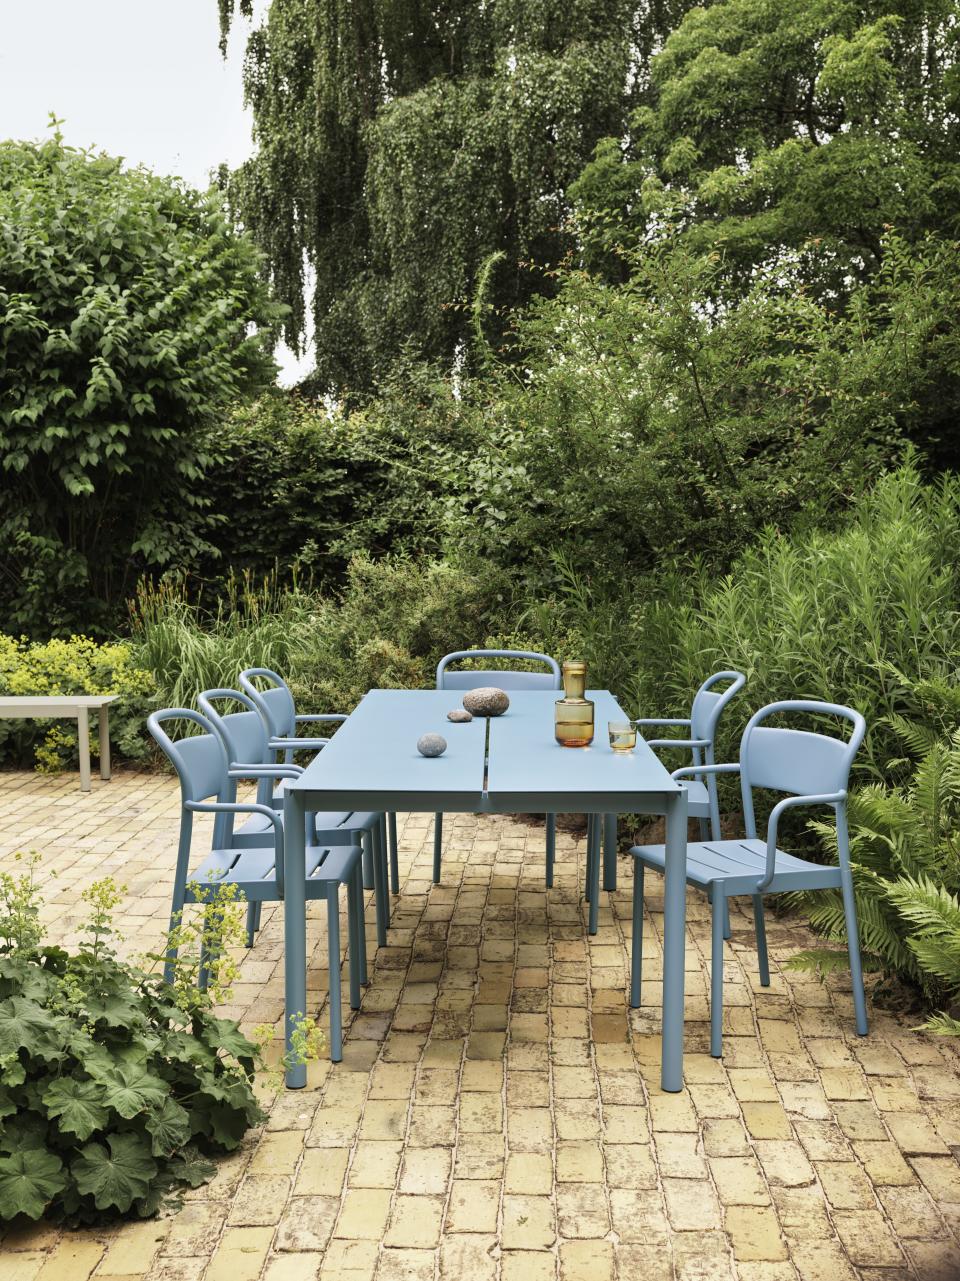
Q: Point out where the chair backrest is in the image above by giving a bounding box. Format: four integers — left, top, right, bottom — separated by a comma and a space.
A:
239, 667, 296, 739
690, 671, 747, 747
198, 688, 270, 767
740, 700, 866, 835
148, 708, 228, 805
436, 649, 562, 691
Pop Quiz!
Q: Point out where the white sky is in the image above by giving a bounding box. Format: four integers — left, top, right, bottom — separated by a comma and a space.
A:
0, 1, 310, 384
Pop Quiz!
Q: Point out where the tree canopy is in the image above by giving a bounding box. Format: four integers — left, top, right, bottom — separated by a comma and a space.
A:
0, 129, 281, 634
573, 0, 960, 294
218, 0, 694, 393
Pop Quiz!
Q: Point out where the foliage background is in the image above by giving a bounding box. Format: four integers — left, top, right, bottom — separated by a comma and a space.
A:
3, 0, 960, 1017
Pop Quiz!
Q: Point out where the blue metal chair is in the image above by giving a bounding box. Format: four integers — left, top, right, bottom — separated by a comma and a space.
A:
585, 671, 746, 922
148, 708, 366, 1062
430, 649, 562, 886
628, 700, 868, 1058
239, 667, 399, 897
636, 671, 746, 840
198, 689, 391, 950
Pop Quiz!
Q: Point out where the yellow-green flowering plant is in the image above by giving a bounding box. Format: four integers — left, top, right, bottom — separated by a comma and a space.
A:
0, 853, 321, 1225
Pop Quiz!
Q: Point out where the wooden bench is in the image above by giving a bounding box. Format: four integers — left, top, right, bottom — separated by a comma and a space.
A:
0, 695, 119, 791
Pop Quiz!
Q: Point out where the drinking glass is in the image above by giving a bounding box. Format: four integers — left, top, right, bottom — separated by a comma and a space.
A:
608, 721, 637, 752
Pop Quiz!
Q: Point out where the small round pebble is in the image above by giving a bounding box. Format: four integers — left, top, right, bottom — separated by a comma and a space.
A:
447, 709, 473, 723
417, 733, 447, 757
462, 686, 510, 717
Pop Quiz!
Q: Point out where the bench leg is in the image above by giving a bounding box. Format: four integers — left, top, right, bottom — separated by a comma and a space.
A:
98, 706, 111, 780
77, 713, 91, 791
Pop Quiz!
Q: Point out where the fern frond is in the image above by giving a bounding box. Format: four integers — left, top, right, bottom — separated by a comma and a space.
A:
919, 1011, 960, 1037
887, 874, 960, 937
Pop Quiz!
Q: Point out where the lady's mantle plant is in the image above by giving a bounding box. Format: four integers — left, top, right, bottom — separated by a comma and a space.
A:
0, 854, 318, 1224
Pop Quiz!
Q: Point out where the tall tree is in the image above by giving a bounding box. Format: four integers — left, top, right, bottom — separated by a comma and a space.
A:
0, 130, 280, 635
218, 0, 694, 394
573, 0, 960, 294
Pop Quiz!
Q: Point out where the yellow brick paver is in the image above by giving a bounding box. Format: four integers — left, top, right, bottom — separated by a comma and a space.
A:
1, 768, 959, 1279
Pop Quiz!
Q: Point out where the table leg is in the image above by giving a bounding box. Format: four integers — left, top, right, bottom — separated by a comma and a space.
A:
283, 788, 308, 1088
603, 812, 618, 891
98, 706, 111, 780
661, 788, 688, 1092
77, 713, 91, 792
587, 815, 601, 935
387, 812, 399, 892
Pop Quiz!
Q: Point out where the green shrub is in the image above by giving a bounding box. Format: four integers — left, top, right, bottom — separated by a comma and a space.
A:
196, 369, 477, 589
0, 856, 276, 1225
0, 128, 281, 637
628, 463, 960, 780
0, 635, 156, 772
130, 554, 516, 715
789, 684, 960, 1031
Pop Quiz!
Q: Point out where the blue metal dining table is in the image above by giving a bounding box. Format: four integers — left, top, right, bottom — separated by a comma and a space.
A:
282, 688, 688, 1090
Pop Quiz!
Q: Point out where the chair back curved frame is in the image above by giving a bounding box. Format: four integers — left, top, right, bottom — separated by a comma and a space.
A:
238, 667, 297, 741
738, 699, 866, 888
640, 671, 746, 838
431, 648, 561, 887
436, 649, 562, 691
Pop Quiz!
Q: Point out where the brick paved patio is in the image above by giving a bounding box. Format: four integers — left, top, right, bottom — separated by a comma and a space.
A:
2, 768, 960, 1281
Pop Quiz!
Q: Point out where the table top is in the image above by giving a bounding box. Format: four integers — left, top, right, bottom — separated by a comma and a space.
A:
289, 688, 680, 813
0, 695, 119, 710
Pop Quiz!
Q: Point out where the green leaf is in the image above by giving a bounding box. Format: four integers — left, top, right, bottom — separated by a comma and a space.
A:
0, 1113, 47, 1155
165, 1147, 216, 1190
0, 997, 65, 1060
144, 1097, 191, 1157
200, 1016, 259, 1064
0, 1149, 66, 1220
42, 1078, 109, 1140
94, 1064, 167, 1119
71, 1133, 158, 1212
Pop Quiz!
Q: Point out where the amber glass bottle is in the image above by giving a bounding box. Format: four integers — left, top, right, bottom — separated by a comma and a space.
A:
554, 660, 595, 747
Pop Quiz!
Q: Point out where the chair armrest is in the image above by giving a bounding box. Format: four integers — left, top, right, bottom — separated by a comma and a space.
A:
228, 764, 304, 780
646, 738, 711, 750
296, 714, 348, 725
269, 736, 329, 751
671, 763, 741, 780
757, 791, 846, 891
634, 718, 691, 728
186, 800, 286, 891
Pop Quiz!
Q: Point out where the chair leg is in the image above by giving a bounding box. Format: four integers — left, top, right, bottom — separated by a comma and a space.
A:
630, 862, 644, 1008
545, 813, 556, 889
346, 869, 363, 1008
327, 888, 343, 1062
369, 827, 387, 948
361, 831, 374, 891
432, 812, 443, 885
753, 894, 770, 987
198, 897, 225, 993
356, 865, 368, 985
711, 890, 726, 1057
603, 812, 617, 891
244, 901, 261, 949
840, 871, 869, 1035
698, 817, 709, 841
388, 813, 400, 894
587, 815, 601, 936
